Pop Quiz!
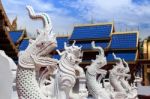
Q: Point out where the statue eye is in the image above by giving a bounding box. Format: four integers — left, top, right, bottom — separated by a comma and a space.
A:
41, 42, 45, 46
36, 42, 44, 47
41, 43, 44, 45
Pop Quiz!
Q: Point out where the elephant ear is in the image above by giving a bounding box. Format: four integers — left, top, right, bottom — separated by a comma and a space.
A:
0, 50, 15, 99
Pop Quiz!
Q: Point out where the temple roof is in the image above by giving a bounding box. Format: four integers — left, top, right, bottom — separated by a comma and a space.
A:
52, 54, 60, 60
106, 50, 137, 62
0, 0, 12, 29
19, 38, 29, 51
0, 0, 22, 62
56, 36, 68, 50
109, 32, 138, 49
106, 31, 138, 62
69, 22, 114, 40
52, 24, 139, 63
9, 30, 25, 44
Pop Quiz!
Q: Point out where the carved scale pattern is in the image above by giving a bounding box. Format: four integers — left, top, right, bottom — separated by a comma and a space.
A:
16, 66, 46, 99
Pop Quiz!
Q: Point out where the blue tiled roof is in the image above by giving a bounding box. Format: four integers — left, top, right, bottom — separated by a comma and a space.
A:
106, 51, 137, 62
52, 54, 60, 60
110, 33, 137, 49
75, 41, 108, 49
70, 24, 112, 40
9, 31, 23, 43
56, 37, 68, 50
19, 39, 29, 51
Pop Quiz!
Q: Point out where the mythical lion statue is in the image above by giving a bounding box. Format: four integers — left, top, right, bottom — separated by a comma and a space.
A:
54, 41, 88, 99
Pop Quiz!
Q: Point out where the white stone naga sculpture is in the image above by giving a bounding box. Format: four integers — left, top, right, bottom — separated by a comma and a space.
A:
120, 59, 132, 92
38, 41, 88, 99
73, 63, 88, 99
16, 6, 58, 99
86, 41, 111, 99
109, 53, 127, 93
120, 60, 138, 99
54, 41, 88, 99
14, 5, 140, 99
109, 53, 138, 99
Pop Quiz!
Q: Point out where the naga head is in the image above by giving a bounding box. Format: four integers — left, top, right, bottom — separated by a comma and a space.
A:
122, 59, 130, 73
86, 41, 107, 75
91, 41, 107, 68
112, 53, 126, 73
64, 41, 83, 64
26, 6, 57, 56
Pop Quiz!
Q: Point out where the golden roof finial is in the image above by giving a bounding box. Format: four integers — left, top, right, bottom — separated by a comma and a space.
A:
90, 15, 94, 24
11, 16, 17, 31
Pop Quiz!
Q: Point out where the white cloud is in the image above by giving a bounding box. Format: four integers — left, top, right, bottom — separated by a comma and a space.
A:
2, 0, 80, 38
60, 0, 150, 39
2, 0, 150, 39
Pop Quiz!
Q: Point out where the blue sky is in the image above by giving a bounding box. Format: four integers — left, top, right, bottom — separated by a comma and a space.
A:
2, 0, 150, 39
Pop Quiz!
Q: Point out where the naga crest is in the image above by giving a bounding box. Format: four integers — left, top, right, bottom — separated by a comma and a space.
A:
58, 41, 83, 64
25, 6, 57, 56
91, 41, 107, 67
68, 41, 83, 59
112, 53, 129, 73
66, 41, 83, 63
85, 41, 107, 75
18, 6, 57, 69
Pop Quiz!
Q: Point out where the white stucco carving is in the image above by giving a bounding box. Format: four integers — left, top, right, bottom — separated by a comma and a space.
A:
86, 41, 111, 99
54, 41, 88, 99
109, 53, 138, 99
14, 5, 141, 99
16, 6, 58, 99
39, 42, 88, 99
